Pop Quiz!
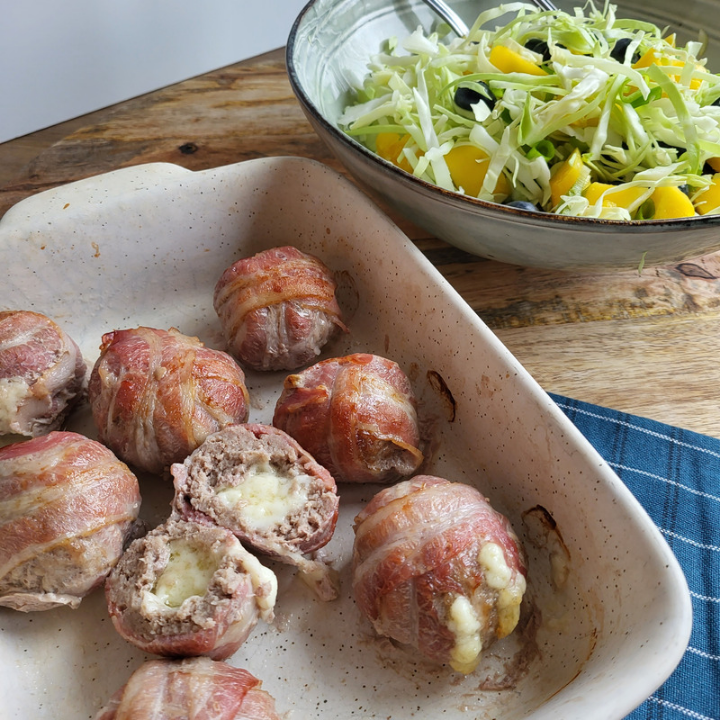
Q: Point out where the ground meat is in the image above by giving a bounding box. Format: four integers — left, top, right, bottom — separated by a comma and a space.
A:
88, 326, 250, 475
352, 476, 527, 674
0, 431, 141, 611
171, 423, 339, 600
213, 246, 347, 371
0, 310, 86, 437
105, 519, 276, 660
273, 353, 423, 483
94, 657, 282, 720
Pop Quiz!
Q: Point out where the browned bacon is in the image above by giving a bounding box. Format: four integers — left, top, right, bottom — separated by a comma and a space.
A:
273, 353, 423, 484
213, 246, 347, 371
0, 310, 86, 436
94, 657, 281, 720
0, 431, 141, 611
352, 476, 527, 674
88, 327, 250, 475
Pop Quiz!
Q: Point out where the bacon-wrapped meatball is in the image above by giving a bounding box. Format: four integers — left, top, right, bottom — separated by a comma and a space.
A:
105, 519, 276, 660
352, 476, 527, 674
273, 353, 423, 484
213, 246, 347, 372
94, 657, 282, 720
0, 310, 86, 437
88, 327, 250, 475
0, 431, 141, 612
171, 423, 340, 600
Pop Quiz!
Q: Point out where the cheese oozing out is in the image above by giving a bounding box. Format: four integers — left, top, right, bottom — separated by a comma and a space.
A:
0, 377, 30, 429
446, 542, 527, 674
447, 594, 483, 674
215, 461, 311, 531
478, 542, 526, 638
151, 539, 222, 608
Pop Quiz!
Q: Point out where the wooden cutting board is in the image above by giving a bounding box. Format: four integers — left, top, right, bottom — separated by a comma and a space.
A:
2, 49, 720, 437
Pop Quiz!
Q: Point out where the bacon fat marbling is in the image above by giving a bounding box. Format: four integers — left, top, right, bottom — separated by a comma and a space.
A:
352, 476, 527, 674
0, 310, 86, 437
0, 431, 141, 611
94, 657, 281, 720
88, 327, 250, 475
213, 246, 347, 371
273, 353, 423, 484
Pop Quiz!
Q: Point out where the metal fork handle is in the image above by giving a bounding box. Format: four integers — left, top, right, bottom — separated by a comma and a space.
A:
421, 0, 558, 38
421, 0, 470, 36
532, 0, 559, 12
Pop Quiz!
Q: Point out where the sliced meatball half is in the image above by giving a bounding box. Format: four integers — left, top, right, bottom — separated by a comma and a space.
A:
105, 519, 276, 660
171, 423, 340, 600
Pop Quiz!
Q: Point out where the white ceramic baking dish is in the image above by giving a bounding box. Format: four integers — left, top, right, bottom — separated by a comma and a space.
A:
0, 157, 691, 719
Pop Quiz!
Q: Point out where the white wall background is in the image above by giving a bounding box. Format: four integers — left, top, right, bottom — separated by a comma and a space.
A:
1, 0, 308, 143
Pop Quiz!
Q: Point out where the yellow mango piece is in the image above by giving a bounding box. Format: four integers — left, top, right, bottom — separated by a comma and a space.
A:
650, 186, 695, 219
632, 40, 703, 89
632, 48, 659, 69
707, 158, 720, 173
375, 133, 414, 173
444, 145, 510, 197
549, 149, 587, 208
583, 183, 648, 209
694, 173, 720, 215
489, 45, 547, 76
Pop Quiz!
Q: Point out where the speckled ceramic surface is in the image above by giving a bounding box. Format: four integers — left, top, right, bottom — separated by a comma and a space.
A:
0, 157, 691, 719
286, 0, 720, 270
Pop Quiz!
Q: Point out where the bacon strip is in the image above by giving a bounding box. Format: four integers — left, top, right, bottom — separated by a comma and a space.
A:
213, 246, 347, 372
352, 476, 527, 671
0, 310, 86, 436
95, 657, 281, 720
0, 431, 141, 611
273, 353, 423, 483
89, 327, 249, 475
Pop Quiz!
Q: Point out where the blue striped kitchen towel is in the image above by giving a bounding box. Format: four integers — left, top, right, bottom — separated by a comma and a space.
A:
551, 393, 720, 720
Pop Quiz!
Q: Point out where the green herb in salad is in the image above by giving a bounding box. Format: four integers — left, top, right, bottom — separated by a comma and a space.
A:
339, 1, 720, 220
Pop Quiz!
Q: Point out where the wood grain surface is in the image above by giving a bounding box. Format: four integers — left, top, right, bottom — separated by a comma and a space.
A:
2, 48, 720, 437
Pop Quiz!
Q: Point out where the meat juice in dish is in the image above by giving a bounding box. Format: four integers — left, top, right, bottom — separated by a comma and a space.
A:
273, 353, 423, 484
352, 476, 527, 674
94, 657, 282, 720
171, 423, 340, 600
0, 431, 141, 612
0, 310, 86, 437
88, 327, 250, 475
105, 519, 277, 660
213, 246, 347, 372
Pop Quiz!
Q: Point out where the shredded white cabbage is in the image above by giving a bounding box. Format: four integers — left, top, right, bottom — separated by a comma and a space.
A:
340, 1, 720, 219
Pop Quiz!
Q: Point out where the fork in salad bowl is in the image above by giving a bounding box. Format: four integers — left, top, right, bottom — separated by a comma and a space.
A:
420, 0, 558, 36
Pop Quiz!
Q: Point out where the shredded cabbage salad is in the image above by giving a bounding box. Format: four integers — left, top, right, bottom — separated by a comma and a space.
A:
339, 2, 720, 220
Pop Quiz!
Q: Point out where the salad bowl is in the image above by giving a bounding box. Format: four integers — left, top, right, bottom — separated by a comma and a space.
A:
287, 0, 720, 269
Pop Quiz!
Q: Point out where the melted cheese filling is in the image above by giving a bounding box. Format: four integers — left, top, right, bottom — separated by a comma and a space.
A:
446, 542, 527, 674
216, 461, 311, 531
151, 539, 221, 608
447, 595, 483, 674
478, 542, 526, 639
0, 377, 29, 427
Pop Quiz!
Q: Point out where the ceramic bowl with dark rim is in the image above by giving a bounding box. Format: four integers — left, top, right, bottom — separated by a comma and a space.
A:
286, 0, 720, 270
